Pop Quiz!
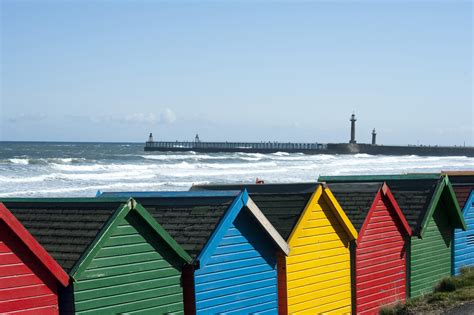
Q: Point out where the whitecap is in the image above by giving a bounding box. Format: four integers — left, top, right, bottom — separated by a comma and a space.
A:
0, 174, 55, 183
9, 158, 29, 165
272, 152, 290, 156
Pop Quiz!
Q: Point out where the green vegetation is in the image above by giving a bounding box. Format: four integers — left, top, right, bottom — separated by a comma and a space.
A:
380, 267, 474, 315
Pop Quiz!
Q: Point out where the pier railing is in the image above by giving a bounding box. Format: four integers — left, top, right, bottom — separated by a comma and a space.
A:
145, 141, 327, 151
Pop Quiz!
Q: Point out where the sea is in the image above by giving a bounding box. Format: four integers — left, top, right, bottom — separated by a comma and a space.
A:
0, 142, 473, 198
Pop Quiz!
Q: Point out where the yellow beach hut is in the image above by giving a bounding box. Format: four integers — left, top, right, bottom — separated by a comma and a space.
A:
191, 183, 358, 314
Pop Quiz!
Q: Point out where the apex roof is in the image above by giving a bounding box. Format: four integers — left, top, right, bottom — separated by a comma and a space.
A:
134, 195, 236, 258
319, 175, 441, 234
319, 174, 466, 235
98, 191, 290, 259
0, 199, 127, 273
443, 173, 474, 210
0, 203, 70, 286
190, 183, 320, 240
325, 182, 383, 231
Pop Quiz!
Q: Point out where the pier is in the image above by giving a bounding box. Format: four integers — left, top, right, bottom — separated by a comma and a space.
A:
144, 140, 327, 153
144, 114, 474, 156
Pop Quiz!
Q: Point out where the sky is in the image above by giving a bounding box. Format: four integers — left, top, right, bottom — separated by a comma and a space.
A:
0, 0, 472, 145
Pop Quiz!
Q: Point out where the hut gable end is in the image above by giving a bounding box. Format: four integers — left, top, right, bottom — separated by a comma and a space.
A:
72, 209, 188, 315
449, 174, 474, 275
193, 207, 279, 314
454, 192, 474, 274
0, 203, 69, 314
285, 190, 353, 314
0, 221, 58, 314
324, 183, 411, 314
2, 200, 124, 273
354, 193, 410, 313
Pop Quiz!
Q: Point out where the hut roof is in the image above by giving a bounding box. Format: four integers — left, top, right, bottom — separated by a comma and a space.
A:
443, 173, 474, 210
191, 183, 317, 240
137, 196, 236, 259
0, 198, 127, 273
99, 191, 290, 260
325, 182, 383, 231
319, 174, 465, 236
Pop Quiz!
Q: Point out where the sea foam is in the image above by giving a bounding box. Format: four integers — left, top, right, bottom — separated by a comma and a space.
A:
1, 142, 473, 197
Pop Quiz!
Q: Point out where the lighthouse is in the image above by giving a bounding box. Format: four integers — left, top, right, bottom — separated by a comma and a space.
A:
349, 113, 357, 144
372, 128, 377, 145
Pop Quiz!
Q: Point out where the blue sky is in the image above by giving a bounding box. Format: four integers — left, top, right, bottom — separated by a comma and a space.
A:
1, 0, 472, 145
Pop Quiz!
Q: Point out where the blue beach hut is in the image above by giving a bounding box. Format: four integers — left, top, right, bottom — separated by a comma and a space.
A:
99, 190, 289, 314
454, 191, 474, 274
446, 173, 474, 275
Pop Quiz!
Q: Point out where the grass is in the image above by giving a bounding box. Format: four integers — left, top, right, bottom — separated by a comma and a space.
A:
379, 267, 474, 315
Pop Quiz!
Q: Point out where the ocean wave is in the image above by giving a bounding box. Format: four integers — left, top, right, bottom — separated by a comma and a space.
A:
2, 157, 89, 166
52, 163, 154, 172
0, 174, 56, 183
2, 145, 474, 197
52, 164, 109, 172
8, 158, 29, 165
0, 180, 215, 197
239, 157, 264, 161
272, 152, 290, 156
238, 153, 266, 158
141, 154, 232, 161
43, 157, 88, 164
353, 153, 373, 158
142, 154, 190, 160
201, 161, 278, 169
0, 170, 156, 183
167, 166, 289, 178
55, 171, 156, 181
0, 182, 168, 197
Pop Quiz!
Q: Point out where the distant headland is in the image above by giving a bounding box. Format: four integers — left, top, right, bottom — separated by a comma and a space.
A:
144, 114, 474, 157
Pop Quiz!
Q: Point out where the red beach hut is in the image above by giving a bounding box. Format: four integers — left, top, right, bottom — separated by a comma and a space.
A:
0, 203, 69, 314
326, 182, 411, 315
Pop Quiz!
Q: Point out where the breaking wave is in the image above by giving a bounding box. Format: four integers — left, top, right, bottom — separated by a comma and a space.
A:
0, 142, 472, 197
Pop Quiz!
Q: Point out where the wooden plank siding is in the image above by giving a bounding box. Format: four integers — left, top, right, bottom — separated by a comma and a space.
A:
454, 192, 474, 275
355, 197, 407, 315
285, 197, 352, 314
0, 221, 59, 314
318, 175, 466, 301
72, 211, 185, 315
194, 209, 278, 314
410, 201, 453, 298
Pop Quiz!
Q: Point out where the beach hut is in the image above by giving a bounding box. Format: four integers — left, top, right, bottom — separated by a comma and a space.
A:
98, 190, 289, 315
1, 198, 192, 315
0, 203, 69, 314
189, 183, 358, 314
326, 182, 411, 314
320, 174, 466, 298
443, 172, 474, 275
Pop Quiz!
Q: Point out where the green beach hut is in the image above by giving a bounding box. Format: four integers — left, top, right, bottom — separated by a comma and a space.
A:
0, 198, 192, 315
319, 174, 466, 298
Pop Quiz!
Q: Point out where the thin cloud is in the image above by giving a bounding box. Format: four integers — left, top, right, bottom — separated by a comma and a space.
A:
7, 113, 48, 123
87, 108, 177, 125
160, 108, 176, 124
